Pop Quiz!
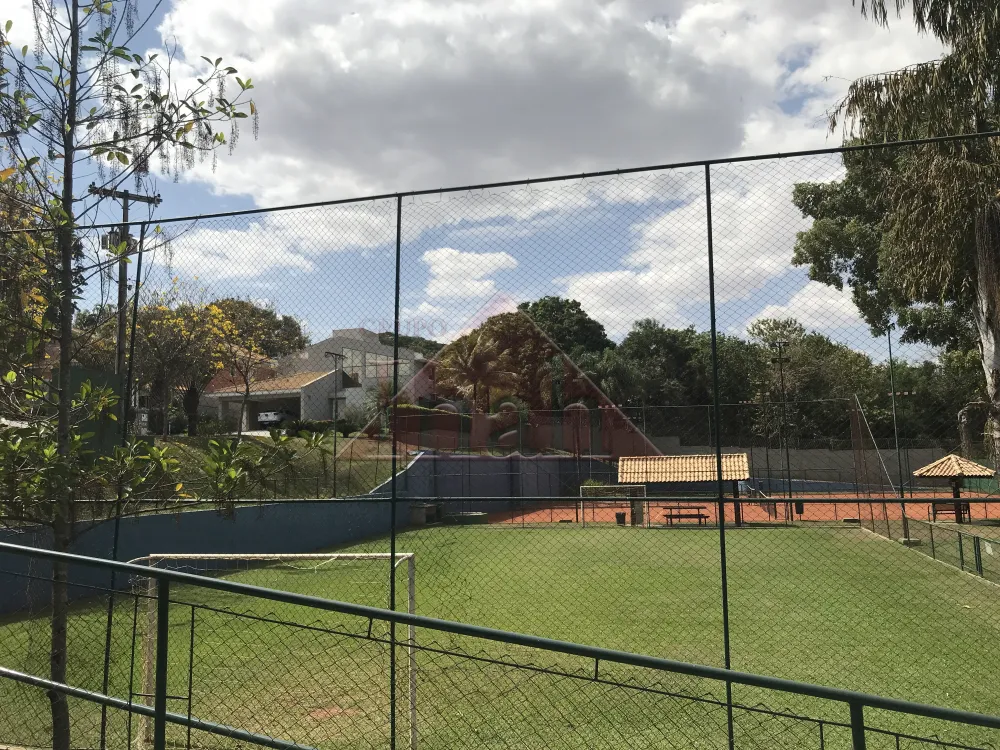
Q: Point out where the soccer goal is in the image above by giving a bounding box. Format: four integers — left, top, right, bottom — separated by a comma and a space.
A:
127, 553, 417, 750
579, 484, 647, 525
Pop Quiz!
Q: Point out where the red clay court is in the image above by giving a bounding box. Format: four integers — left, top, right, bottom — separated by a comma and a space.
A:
488, 493, 1000, 527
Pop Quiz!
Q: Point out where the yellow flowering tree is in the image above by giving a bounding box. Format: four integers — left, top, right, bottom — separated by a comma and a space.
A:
133, 286, 227, 436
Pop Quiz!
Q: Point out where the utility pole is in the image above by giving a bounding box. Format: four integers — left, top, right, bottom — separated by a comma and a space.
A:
770, 341, 793, 502
88, 184, 162, 378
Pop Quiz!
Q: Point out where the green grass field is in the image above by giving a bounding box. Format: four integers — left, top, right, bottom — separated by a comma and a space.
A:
2, 525, 1000, 749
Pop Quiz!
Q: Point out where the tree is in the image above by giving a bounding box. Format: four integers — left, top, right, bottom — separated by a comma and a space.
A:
214, 306, 273, 442
132, 289, 226, 436
517, 296, 613, 356
748, 318, 879, 448
1, 3, 257, 745
213, 298, 308, 359
364, 379, 395, 433
435, 332, 515, 412
378, 332, 442, 359
825, 0, 1000, 466
0, 171, 54, 376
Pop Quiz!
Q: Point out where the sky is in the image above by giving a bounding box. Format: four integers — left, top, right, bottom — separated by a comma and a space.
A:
5, 0, 947, 362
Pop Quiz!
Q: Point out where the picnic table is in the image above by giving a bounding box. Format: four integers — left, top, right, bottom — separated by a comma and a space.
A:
663, 504, 710, 526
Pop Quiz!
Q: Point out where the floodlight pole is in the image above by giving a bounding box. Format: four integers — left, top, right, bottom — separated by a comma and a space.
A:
886, 328, 911, 540
771, 342, 793, 501
325, 351, 345, 497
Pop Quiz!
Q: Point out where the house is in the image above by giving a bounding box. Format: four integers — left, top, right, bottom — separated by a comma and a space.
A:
201, 328, 434, 430
205, 370, 360, 431
274, 328, 433, 410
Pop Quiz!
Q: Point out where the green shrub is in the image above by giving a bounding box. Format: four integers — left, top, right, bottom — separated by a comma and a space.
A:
284, 419, 335, 436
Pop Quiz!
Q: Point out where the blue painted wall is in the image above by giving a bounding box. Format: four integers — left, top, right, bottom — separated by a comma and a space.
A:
0, 499, 407, 615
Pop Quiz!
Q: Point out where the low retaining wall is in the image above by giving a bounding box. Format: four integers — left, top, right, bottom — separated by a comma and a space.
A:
0, 498, 409, 616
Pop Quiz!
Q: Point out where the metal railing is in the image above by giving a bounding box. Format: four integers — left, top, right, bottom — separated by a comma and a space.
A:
2, 541, 999, 750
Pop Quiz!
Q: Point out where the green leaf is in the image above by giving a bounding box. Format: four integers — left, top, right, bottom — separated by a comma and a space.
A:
36, 65, 52, 73
21, 45, 27, 57
25, 156, 39, 168
200, 55, 214, 66
3, 371, 16, 384
5, 20, 12, 33
116, 152, 129, 165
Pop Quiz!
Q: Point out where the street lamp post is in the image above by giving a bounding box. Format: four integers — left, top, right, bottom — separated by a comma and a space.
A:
325, 351, 345, 498
770, 341, 793, 504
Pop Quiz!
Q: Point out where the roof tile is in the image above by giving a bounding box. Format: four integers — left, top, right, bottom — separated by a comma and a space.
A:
208, 371, 333, 396
618, 454, 750, 483
912, 454, 994, 478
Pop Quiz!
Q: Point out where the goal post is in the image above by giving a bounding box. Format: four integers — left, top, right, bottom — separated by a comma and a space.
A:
579, 484, 647, 526
128, 552, 418, 750
579, 484, 647, 499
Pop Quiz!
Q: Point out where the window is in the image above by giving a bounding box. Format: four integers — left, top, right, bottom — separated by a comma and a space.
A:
343, 348, 364, 378
366, 353, 392, 379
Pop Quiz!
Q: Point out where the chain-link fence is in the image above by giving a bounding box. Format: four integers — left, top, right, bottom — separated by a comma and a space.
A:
2, 543, 999, 750
4, 133, 1000, 747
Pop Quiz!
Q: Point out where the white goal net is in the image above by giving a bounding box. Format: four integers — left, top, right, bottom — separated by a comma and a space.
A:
127, 553, 417, 750
579, 484, 647, 526
579, 484, 646, 499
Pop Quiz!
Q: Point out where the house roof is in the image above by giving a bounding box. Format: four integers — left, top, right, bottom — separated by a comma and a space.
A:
912, 454, 994, 479
619, 454, 750, 483
208, 371, 334, 396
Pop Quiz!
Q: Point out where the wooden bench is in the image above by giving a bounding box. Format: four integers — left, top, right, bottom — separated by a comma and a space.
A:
931, 502, 970, 523
664, 510, 710, 526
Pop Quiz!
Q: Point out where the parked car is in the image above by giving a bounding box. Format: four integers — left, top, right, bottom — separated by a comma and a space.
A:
257, 409, 296, 427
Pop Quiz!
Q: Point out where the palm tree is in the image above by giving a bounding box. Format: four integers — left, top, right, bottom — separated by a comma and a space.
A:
436, 333, 515, 412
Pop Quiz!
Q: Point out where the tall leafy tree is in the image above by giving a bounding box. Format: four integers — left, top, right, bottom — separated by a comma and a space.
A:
435, 332, 514, 412
517, 296, 613, 356
1, 4, 257, 745
825, 0, 1000, 463
213, 298, 308, 359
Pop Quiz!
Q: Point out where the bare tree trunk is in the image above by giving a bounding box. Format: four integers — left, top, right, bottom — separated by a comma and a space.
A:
974, 208, 1000, 471
50, 4, 80, 749
236, 382, 250, 446
958, 402, 986, 458
49, 514, 71, 750
183, 383, 200, 437
161, 380, 171, 437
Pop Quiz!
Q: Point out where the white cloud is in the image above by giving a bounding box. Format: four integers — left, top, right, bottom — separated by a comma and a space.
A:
126, 0, 947, 339
745, 280, 866, 337
156, 0, 943, 206
556, 153, 843, 338
423, 247, 518, 298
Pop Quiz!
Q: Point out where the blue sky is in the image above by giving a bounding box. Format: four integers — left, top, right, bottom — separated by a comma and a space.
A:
5, 0, 947, 364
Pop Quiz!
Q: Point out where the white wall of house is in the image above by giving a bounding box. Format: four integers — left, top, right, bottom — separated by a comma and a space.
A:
300, 372, 340, 420
277, 329, 426, 395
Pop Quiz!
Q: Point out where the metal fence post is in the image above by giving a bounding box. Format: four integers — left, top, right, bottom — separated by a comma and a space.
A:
187, 605, 196, 750
850, 702, 867, 750
973, 536, 984, 576
929, 522, 936, 559
704, 162, 735, 750
154, 580, 170, 750
958, 533, 965, 571
389, 193, 403, 750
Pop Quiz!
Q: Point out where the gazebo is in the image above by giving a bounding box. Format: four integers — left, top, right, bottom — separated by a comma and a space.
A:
912, 454, 995, 524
